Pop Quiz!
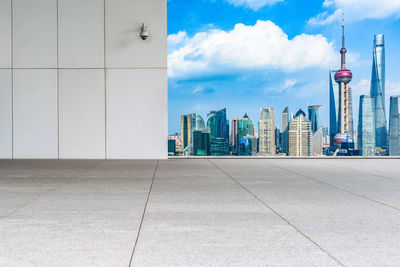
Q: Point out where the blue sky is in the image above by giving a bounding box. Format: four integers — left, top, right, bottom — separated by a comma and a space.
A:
167, 0, 400, 134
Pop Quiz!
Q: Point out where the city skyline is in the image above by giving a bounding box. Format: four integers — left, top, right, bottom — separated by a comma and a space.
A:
167, 0, 400, 135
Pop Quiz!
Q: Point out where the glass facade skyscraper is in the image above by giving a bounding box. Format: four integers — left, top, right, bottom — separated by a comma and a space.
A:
389, 96, 400, 156
259, 107, 275, 156
329, 70, 339, 147
181, 113, 206, 150
231, 113, 254, 154
282, 107, 289, 154
288, 110, 312, 156
308, 105, 322, 133
371, 34, 387, 148
207, 108, 229, 156
193, 130, 210, 156
358, 95, 376, 156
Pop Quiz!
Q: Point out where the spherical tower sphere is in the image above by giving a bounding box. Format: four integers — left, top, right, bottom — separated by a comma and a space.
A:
333, 133, 354, 149
334, 68, 353, 84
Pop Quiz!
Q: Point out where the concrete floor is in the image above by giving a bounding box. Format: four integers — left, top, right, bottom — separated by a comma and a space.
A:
1, 159, 400, 266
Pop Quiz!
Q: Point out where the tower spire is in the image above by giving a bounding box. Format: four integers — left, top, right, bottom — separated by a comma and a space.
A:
340, 11, 346, 69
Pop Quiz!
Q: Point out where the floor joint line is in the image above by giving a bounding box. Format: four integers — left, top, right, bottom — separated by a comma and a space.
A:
208, 159, 345, 267
266, 161, 400, 212
128, 160, 159, 267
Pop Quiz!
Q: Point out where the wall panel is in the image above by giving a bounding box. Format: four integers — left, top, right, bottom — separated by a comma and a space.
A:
105, 0, 167, 69
0, 0, 11, 68
58, 0, 104, 68
13, 69, 58, 158
0, 70, 12, 158
106, 69, 167, 159
13, 0, 57, 68
59, 69, 105, 158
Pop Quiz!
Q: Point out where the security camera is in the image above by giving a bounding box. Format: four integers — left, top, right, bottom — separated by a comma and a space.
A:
140, 23, 149, 40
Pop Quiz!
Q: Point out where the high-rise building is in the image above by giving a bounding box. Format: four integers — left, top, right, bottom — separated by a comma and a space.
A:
207, 108, 229, 156
371, 34, 388, 148
180, 113, 206, 149
358, 95, 376, 156
289, 109, 312, 156
312, 128, 324, 155
308, 105, 322, 133
193, 130, 210, 156
389, 96, 400, 156
180, 114, 193, 149
333, 15, 354, 149
239, 136, 258, 156
282, 107, 289, 154
231, 113, 254, 154
275, 127, 281, 151
259, 107, 275, 156
168, 139, 176, 156
329, 70, 340, 147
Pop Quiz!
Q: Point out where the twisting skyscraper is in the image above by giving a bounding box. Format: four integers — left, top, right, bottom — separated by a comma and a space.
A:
370, 34, 387, 148
333, 14, 354, 149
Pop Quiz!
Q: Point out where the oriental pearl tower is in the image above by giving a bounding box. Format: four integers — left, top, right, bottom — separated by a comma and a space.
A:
334, 13, 355, 149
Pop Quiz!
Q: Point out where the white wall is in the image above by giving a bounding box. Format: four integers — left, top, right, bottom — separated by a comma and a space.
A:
0, 0, 167, 159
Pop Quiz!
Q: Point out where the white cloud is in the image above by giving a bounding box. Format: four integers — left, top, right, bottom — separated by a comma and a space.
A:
168, 20, 336, 78
309, 0, 400, 25
225, 0, 283, 11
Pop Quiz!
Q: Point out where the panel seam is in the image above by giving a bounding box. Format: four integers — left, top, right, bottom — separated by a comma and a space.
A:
208, 159, 345, 267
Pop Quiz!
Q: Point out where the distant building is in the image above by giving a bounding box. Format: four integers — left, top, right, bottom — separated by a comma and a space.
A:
358, 95, 376, 156
275, 127, 281, 151
289, 109, 312, 156
308, 105, 322, 133
371, 34, 388, 148
282, 107, 289, 154
239, 136, 258, 156
207, 108, 229, 156
168, 139, 176, 156
313, 128, 324, 155
180, 113, 206, 149
231, 113, 254, 154
193, 130, 210, 156
259, 107, 276, 156
329, 70, 339, 147
389, 96, 400, 155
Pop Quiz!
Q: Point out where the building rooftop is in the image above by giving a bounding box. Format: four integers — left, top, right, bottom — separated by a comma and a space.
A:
1, 159, 400, 266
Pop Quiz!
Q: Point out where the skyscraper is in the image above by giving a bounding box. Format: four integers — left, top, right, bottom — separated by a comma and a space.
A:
259, 107, 276, 156
371, 34, 387, 148
389, 96, 400, 156
239, 136, 258, 156
180, 113, 206, 149
282, 107, 289, 154
231, 114, 254, 154
207, 108, 229, 156
180, 114, 193, 149
289, 109, 312, 156
308, 105, 322, 133
329, 70, 339, 147
193, 130, 210, 156
358, 95, 376, 156
333, 14, 354, 149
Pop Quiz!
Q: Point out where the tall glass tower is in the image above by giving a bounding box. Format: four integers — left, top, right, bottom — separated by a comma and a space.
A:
282, 107, 289, 154
389, 96, 400, 156
329, 70, 339, 147
207, 108, 229, 156
370, 34, 387, 148
358, 95, 376, 156
259, 107, 276, 156
308, 105, 322, 133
